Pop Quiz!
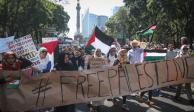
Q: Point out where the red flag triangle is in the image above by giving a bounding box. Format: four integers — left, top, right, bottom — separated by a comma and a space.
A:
40, 40, 59, 54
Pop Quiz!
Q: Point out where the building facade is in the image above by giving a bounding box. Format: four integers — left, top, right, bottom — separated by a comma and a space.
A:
82, 9, 108, 38
112, 6, 120, 15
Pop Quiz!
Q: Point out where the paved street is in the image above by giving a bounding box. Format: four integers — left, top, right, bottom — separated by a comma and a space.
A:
75, 85, 194, 112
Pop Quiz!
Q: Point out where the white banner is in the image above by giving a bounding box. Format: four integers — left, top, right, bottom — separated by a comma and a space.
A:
8, 35, 40, 66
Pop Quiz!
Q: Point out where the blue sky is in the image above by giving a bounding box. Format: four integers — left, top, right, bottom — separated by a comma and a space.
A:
59, 0, 124, 38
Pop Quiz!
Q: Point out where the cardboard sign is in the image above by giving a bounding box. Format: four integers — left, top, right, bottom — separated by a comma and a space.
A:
8, 35, 40, 66
89, 57, 106, 69
0, 57, 194, 111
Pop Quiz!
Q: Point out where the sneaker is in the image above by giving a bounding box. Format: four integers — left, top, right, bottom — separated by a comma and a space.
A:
147, 100, 154, 106
138, 96, 144, 103
189, 99, 194, 105
121, 104, 130, 111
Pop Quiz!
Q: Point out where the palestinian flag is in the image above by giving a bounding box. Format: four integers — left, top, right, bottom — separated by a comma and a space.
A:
144, 50, 167, 61
40, 40, 59, 54
6, 80, 20, 89
86, 26, 114, 54
143, 25, 157, 36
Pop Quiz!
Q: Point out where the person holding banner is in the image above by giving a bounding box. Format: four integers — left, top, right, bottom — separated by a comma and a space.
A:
2, 51, 32, 71
32, 47, 53, 112
87, 48, 107, 112
128, 40, 154, 105
113, 49, 129, 111
87, 48, 106, 69
174, 44, 194, 105
0, 51, 33, 84
54, 51, 76, 112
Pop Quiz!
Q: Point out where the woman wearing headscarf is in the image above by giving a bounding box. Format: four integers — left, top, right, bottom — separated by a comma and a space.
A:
87, 48, 106, 69
37, 47, 51, 73
113, 49, 130, 111
107, 45, 117, 67
87, 48, 107, 112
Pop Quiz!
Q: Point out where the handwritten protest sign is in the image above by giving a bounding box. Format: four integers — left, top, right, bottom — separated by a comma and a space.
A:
0, 57, 194, 111
0, 36, 14, 53
8, 34, 40, 66
89, 57, 107, 69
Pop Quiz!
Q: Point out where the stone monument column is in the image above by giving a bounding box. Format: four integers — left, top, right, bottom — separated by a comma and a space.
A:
74, 0, 83, 42
76, 0, 81, 34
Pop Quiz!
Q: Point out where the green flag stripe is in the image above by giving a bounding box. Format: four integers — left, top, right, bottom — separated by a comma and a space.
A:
143, 29, 154, 36
85, 45, 95, 54
144, 56, 165, 61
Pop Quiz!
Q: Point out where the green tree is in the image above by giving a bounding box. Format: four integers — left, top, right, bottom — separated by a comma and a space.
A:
0, 0, 70, 43
106, 0, 194, 48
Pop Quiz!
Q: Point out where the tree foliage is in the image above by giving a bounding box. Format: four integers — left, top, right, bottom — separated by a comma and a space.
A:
106, 0, 194, 48
0, 0, 70, 42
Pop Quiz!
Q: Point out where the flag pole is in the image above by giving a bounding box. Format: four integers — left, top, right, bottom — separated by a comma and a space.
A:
149, 31, 155, 44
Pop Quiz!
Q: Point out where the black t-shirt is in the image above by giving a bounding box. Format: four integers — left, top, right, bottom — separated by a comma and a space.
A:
18, 57, 33, 69
56, 53, 76, 71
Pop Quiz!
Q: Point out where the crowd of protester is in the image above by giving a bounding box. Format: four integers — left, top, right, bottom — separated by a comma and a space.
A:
0, 36, 194, 112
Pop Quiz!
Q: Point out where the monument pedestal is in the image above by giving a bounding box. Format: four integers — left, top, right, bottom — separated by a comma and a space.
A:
74, 33, 83, 44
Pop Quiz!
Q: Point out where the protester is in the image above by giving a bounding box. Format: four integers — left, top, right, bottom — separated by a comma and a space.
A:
128, 40, 144, 64
107, 45, 117, 67
55, 50, 75, 71
0, 51, 34, 85
181, 36, 189, 45
68, 47, 74, 60
113, 49, 129, 111
37, 47, 51, 73
174, 45, 194, 105
54, 52, 76, 112
127, 40, 154, 105
2, 51, 32, 71
166, 44, 177, 60
87, 48, 106, 112
112, 39, 121, 53
71, 50, 84, 71
87, 48, 106, 69
78, 47, 86, 69
33, 47, 53, 112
